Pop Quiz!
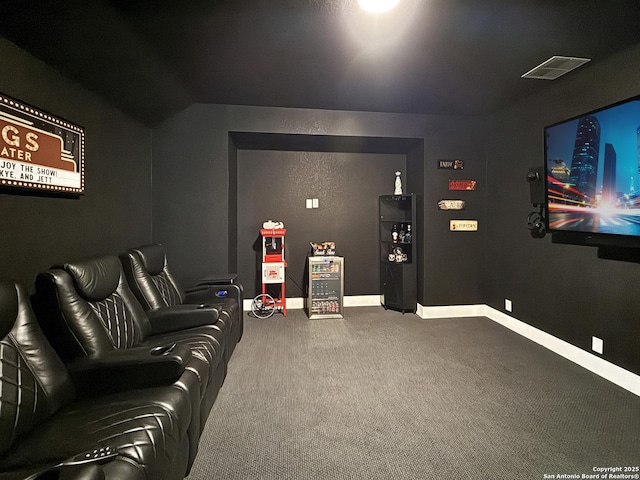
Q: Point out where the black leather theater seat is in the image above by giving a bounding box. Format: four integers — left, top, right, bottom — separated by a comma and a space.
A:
121, 244, 243, 362
0, 282, 191, 480
33, 255, 227, 464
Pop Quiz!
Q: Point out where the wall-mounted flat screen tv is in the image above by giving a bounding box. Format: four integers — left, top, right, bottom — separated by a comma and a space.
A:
544, 95, 640, 246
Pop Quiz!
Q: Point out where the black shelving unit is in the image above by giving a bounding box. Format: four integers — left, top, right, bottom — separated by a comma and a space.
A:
379, 194, 417, 313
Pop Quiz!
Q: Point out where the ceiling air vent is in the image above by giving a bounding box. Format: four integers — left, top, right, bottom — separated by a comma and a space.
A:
521, 56, 591, 80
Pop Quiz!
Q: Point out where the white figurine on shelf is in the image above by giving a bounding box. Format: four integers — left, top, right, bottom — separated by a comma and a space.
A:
394, 171, 403, 195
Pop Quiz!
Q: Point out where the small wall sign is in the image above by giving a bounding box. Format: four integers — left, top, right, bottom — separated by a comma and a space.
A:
0, 93, 84, 195
449, 180, 476, 191
437, 159, 464, 170
438, 199, 466, 211
262, 262, 285, 283
450, 220, 478, 231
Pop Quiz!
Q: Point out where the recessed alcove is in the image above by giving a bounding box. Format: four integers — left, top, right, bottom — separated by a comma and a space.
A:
228, 132, 424, 300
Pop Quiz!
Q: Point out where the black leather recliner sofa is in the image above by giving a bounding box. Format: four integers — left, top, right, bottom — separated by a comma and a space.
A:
120, 244, 243, 361
33, 255, 228, 468
0, 281, 194, 480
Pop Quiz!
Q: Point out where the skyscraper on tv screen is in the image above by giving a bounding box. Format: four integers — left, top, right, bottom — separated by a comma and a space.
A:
637, 125, 640, 179
569, 115, 600, 205
603, 143, 617, 205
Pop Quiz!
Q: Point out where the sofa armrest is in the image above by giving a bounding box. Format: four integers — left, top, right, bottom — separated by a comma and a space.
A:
146, 304, 221, 335
15, 450, 145, 480
193, 273, 238, 286
183, 283, 242, 307
68, 344, 191, 396
7, 463, 110, 480
58, 464, 107, 480
24, 460, 111, 480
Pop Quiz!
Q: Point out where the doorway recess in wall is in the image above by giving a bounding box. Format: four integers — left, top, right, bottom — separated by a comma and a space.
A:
227, 131, 424, 301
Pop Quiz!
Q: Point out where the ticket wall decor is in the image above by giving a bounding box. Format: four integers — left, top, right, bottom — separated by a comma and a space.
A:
438, 199, 466, 211
0, 93, 85, 195
450, 220, 478, 231
437, 159, 464, 170
448, 179, 476, 191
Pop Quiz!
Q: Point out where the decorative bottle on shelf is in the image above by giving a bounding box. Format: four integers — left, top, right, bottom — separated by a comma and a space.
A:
398, 223, 406, 243
405, 224, 412, 243
394, 171, 403, 195
392, 224, 398, 243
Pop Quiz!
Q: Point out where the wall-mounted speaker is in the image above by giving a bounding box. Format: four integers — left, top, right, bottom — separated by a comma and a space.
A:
526, 166, 545, 206
526, 167, 546, 238
527, 210, 546, 238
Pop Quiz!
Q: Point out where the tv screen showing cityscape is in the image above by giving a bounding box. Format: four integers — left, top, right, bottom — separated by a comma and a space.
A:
545, 96, 640, 237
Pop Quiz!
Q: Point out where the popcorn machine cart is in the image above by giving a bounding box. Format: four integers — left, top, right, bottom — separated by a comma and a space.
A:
252, 228, 287, 318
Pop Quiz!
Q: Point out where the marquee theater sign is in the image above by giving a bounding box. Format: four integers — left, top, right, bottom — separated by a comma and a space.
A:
0, 94, 84, 194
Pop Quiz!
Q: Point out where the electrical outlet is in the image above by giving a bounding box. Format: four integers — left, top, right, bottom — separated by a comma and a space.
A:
592, 336, 604, 355
504, 299, 512, 312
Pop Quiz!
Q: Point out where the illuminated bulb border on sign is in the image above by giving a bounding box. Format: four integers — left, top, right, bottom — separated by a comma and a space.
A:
0, 94, 85, 194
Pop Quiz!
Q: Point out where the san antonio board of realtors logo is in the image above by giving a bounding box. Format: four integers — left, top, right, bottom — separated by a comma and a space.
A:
0, 94, 84, 194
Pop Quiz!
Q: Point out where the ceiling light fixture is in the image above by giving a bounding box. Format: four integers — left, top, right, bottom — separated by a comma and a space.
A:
358, 0, 400, 13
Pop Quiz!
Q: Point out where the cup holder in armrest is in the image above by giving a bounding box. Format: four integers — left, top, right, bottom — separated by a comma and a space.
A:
150, 343, 177, 356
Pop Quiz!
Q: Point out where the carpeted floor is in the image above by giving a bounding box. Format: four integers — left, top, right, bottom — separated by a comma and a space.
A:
187, 307, 640, 480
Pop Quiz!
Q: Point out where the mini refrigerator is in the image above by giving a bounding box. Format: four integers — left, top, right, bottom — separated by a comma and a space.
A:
307, 256, 344, 319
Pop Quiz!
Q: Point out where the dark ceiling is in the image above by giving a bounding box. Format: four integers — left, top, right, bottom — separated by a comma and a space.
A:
1, 0, 638, 126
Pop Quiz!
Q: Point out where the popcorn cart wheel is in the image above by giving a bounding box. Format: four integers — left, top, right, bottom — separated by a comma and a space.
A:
251, 293, 276, 319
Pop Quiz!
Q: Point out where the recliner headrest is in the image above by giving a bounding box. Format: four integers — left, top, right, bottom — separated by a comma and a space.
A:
0, 281, 18, 339
132, 244, 167, 276
64, 256, 122, 301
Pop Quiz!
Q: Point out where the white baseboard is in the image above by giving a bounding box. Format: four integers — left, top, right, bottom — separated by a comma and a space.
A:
418, 304, 640, 397
243, 295, 379, 311
417, 304, 486, 319
482, 306, 640, 397
241, 297, 640, 397
343, 295, 381, 307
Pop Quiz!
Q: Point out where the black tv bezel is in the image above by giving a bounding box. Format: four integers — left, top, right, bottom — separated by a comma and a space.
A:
543, 94, 640, 249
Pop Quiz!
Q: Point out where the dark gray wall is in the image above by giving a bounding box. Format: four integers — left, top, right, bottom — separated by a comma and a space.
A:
422, 122, 487, 306
3, 22, 637, 378
238, 149, 405, 297
152, 105, 487, 305
0, 37, 152, 290
485, 43, 640, 375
